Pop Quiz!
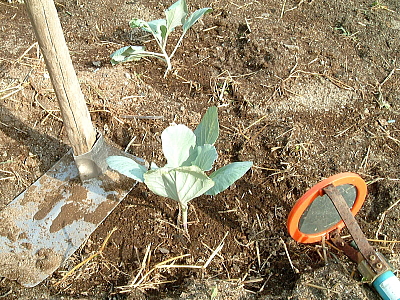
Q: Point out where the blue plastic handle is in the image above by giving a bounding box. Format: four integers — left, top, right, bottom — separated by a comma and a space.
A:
373, 271, 400, 300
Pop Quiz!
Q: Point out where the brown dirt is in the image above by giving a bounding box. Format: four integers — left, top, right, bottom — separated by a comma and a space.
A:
0, 0, 399, 299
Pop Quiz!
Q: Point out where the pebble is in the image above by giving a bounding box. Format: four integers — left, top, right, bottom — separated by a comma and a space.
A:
92, 61, 101, 67
159, 247, 170, 254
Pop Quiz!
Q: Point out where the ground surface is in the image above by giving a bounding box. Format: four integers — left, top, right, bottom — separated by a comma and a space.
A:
0, 0, 399, 299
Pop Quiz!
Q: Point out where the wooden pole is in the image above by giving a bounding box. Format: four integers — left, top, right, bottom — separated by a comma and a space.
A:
25, 0, 97, 155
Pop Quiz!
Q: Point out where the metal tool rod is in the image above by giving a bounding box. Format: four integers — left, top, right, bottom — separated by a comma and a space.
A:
323, 184, 387, 275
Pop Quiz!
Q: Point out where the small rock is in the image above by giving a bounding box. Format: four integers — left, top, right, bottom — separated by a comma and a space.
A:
283, 44, 300, 51
159, 247, 170, 254
92, 61, 102, 67
378, 119, 389, 126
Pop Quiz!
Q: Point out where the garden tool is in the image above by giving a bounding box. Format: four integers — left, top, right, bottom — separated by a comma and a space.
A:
0, 0, 140, 287
287, 173, 400, 300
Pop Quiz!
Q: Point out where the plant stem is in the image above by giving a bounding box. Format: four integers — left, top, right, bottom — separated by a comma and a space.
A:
180, 203, 189, 232
169, 31, 186, 60
162, 56, 172, 77
149, 31, 172, 76
157, 44, 172, 77
141, 51, 167, 59
163, 55, 172, 77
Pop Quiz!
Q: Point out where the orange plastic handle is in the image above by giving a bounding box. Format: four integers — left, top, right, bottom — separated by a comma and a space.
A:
287, 173, 367, 244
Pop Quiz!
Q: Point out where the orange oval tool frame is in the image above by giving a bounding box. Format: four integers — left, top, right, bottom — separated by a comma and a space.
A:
287, 172, 367, 244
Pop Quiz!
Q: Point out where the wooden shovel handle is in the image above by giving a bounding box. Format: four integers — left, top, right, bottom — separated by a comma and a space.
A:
25, 0, 96, 155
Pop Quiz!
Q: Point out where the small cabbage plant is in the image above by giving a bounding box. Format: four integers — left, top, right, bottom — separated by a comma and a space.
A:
110, 0, 212, 76
107, 107, 252, 231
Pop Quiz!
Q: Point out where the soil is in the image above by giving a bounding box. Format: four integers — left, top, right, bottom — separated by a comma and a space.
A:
0, 0, 399, 299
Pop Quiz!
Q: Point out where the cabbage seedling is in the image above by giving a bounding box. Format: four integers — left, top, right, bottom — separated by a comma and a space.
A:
107, 107, 252, 231
110, 0, 212, 76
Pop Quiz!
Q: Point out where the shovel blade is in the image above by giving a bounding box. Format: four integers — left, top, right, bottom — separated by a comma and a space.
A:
0, 149, 137, 287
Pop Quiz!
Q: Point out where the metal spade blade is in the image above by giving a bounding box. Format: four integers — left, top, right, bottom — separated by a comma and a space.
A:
0, 140, 138, 287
